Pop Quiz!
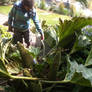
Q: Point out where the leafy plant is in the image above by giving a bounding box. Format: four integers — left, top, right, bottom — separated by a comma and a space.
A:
55, 17, 92, 49
65, 55, 92, 87
38, 0, 46, 10
0, 25, 12, 38
0, 17, 92, 92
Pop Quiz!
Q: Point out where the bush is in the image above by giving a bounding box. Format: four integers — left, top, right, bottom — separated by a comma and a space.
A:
0, 0, 16, 5
38, 0, 46, 10
49, 2, 72, 16
0, 0, 9, 4
53, 2, 71, 16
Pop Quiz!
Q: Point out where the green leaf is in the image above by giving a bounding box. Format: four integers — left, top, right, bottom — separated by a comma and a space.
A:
44, 29, 57, 48
56, 17, 92, 48
70, 35, 91, 54
65, 55, 92, 87
17, 42, 34, 68
0, 38, 11, 62
0, 60, 10, 78
85, 46, 92, 66
0, 25, 12, 38
31, 81, 42, 92
28, 46, 40, 58
6, 61, 22, 75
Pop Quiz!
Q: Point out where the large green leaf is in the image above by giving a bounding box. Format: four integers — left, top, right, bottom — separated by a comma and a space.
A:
6, 61, 22, 75
0, 38, 11, 61
17, 42, 34, 68
44, 28, 58, 48
85, 46, 92, 66
28, 46, 40, 58
65, 55, 92, 87
0, 38, 11, 78
0, 60, 10, 78
70, 35, 91, 54
56, 17, 92, 48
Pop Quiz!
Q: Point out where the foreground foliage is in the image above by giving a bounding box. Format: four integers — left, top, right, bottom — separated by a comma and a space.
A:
0, 17, 92, 92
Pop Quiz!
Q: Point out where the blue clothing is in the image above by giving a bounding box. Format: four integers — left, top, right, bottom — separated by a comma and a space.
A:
8, 0, 42, 33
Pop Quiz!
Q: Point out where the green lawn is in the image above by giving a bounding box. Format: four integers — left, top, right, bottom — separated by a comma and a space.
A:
0, 5, 71, 25
0, 5, 11, 15
37, 9, 71, 25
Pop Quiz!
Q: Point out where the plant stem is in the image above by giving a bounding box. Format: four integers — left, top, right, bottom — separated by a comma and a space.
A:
10, 75, 40, 80
40, 80, 70, 84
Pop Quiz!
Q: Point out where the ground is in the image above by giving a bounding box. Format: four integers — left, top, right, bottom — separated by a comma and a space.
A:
0, 14, 8, 25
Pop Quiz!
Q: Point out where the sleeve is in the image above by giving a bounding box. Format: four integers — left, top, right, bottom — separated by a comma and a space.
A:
8, 5, 16, 26
31, 9, 43, 34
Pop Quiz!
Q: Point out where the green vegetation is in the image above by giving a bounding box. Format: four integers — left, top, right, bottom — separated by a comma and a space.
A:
0, 5, 11, 15
38, 0, 46, 10
37, 9, 70, 25
0, 17, 92, 92
0, 2, 92, 92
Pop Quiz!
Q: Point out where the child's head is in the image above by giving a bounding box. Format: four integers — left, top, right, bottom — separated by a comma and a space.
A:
22, 0, 34, 11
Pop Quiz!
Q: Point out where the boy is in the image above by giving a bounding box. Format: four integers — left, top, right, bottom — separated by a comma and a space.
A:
8, 0, 44, 48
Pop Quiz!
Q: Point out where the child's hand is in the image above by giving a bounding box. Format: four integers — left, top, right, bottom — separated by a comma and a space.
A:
41, 33, 44, 40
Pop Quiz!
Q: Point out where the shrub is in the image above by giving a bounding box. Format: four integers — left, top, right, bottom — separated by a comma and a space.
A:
55, 2, 71, 16
38, 0, 46, 10
0, 0, 9, 4
0, 0, 16, 5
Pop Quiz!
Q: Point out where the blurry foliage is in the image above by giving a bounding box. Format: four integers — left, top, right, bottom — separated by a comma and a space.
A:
38, 0, 47, 10
0, 17, 92, 92
49, 2, 71, 16
0, 0, 15, 5
36, 0, 92, 17
0, 25, 12, 38
76, 0, 88, 7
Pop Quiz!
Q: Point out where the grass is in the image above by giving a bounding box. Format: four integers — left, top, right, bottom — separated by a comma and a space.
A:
0, 5, 71, 25
0, 5, 11, 15
37, 9, 71, 25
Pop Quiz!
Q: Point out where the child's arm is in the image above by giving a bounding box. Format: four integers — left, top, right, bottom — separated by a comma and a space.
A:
31, 9, 44, 40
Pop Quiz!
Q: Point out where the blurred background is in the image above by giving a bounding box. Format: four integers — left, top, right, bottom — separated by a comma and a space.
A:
35, 0, 92, 17
0, 0, 92, 18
